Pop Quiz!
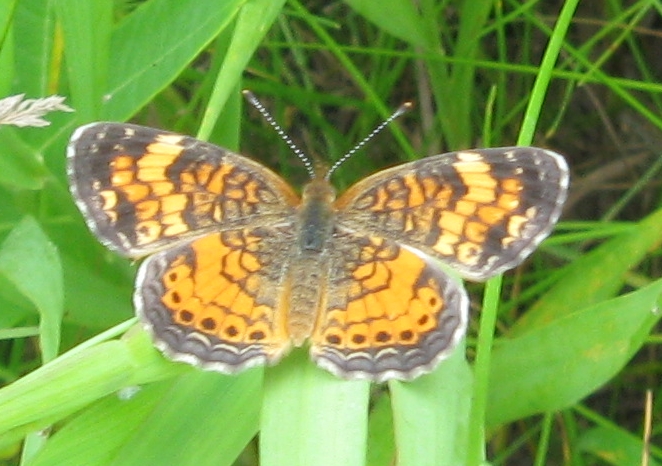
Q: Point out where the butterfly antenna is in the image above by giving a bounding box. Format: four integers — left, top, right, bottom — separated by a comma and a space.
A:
242, 90, 316, 179
325, 101, 413, 180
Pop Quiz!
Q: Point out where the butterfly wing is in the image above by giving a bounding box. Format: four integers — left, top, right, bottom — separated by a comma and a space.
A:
309, 230, 467, 382
335, 147, 568, 280
135, 225, 296, 373
67, 122, 299, 258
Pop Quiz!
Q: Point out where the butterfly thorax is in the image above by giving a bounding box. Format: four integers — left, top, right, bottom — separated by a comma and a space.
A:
287, 177, 337, 345
297, 178, 337, 252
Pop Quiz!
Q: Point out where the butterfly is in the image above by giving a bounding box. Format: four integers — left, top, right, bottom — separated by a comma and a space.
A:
67, 103, 568, 382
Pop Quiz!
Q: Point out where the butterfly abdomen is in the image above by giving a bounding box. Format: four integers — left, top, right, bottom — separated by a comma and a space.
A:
286, 178, 337, 344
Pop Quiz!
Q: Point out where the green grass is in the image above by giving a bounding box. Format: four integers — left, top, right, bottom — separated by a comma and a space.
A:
0, 0, 661, 465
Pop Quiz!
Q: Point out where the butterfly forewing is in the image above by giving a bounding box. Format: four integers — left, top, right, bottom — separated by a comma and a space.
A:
67, 122, 299, 258
335, 147, 568, 281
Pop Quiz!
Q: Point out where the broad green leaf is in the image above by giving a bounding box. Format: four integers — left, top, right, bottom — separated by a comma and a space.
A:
103, 0, 245, 122
30, 371, 261, 466
50, 208, 135, 330
577, 425, 661, 466
513, 206, 662, 334
0, 217, 62, 363
56, 0, 112, 120
390, 344, 471, 466
261, 349, 370, 466
14, 0, 55, 96
0, 0, 16, 96
343, 0, 427, 48
58, 250, 134, 329
487, 279, 662, 427
0, 272, 34, 329
0, 127, 49, 189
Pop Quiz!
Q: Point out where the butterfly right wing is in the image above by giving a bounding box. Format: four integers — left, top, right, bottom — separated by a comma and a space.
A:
67, 122, 299, 258
135, 225, 297, 373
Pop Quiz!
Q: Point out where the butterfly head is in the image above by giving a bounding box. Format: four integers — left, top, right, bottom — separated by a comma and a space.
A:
302, 174, 337, 204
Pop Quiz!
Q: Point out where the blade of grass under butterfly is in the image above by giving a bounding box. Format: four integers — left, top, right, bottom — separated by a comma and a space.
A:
389, 344, 472, 466
26, 369, 261, 466
260, 349, 370, 466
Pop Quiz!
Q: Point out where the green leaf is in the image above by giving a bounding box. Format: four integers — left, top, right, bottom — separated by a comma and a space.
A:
198, 0, 287, 139
390, 344, 471, 466
433, 0, 494, 149
14, 0, 55, 96
56, 0, 112, 120
29, 371, 261, 466
102, 0, 245, 122
577, 425, 661, 466
0, 217, 63, 363
0, 127, 49, 190
58, 249, 134, 329
487, 279, 662, 427
513, 206, 662, 334
366, 393, 395, 466
0, 326, 184, 449
261, 349, 370, 466
343, 0, 427, 48
0, 341, 133, 449
0, 0, 16, 96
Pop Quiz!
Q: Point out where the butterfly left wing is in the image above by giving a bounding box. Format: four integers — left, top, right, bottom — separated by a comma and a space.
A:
310, 230, 468, 382
335, 147, 568, 281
